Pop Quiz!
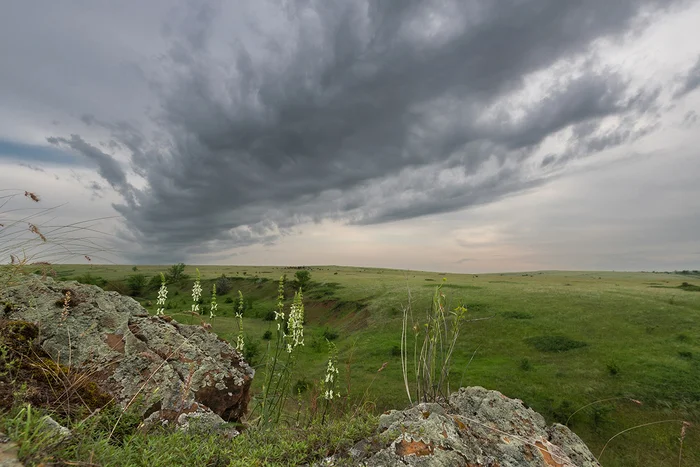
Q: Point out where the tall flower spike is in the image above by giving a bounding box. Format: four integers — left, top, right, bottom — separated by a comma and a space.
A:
191, 268, 202, 314
235, 290, 245, 352
210, 283, 217, 319
156, 272, 168, 316
287, 289, 304, 352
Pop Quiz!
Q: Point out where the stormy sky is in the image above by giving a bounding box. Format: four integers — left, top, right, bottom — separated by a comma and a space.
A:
2, 0, 700, 272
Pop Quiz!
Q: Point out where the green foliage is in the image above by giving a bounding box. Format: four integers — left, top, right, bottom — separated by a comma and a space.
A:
262, 330, 273, 340
41, 265, 700, 466
244, 339, 261, 366
74, 273, 107, 287
0, 402, 377, 467
295, 270, 311, 289
216, 274, 233, 295
525, 335, 588, 353
519, 358, 532, 371
165, 263, 188, 282
126, 274, 148, 296
401, 281, 468, 403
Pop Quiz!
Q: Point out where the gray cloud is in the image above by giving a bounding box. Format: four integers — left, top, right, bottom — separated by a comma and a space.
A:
46, 135, 136, 205
675, 54, 700, 98
43, 0, 693, 261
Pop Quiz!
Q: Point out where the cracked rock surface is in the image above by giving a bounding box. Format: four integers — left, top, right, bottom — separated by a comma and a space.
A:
338, 387, 600, 466
2, 276, 254, 429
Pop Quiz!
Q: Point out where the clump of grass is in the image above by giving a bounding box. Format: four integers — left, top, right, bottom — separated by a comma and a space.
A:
678, 282, 700, 292
401, 280, 468, 404
519, 358, 532, 371
524, 335, 588, 352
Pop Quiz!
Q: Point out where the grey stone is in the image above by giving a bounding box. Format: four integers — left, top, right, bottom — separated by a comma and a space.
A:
1, 275, 254, 428
324, 386, 600, 466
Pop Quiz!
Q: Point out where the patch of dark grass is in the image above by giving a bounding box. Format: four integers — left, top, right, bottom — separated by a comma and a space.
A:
678, 351, 693, 360
502, 311, 533, 320
678, 282, 700, 292
525, 335, 588, 353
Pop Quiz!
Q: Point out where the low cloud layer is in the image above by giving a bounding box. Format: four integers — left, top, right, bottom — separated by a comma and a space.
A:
3, 0, 700, 268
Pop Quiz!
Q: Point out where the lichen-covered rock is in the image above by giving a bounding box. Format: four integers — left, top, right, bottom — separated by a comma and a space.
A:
340, 387, 600, 466
1, 275, 254, 429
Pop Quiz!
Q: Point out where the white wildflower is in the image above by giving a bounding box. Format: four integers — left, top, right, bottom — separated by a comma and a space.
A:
287, 289, 304, 352
156, 273, 168, 316
210, 283, 217, 319
321, 343, 339, 400
191, 268, 202, 314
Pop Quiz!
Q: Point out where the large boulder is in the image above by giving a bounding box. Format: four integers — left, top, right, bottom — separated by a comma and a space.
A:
341, 387, 600, 466
1, 275, 254, 430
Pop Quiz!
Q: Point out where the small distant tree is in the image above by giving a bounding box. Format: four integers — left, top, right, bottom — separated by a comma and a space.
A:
126, 274, 148, 296
166, 263, 188, 282
216, 274, 232, 295
295, 270, 311, 290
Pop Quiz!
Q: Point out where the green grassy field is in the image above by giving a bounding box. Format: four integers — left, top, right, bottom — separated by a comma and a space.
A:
50, 264, 700, 466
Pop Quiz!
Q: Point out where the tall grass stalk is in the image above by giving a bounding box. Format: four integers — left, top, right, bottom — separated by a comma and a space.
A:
1, 189, 116, 289
401, 280, 467, 403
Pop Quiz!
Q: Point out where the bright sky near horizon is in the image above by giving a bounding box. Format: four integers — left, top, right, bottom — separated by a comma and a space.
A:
2, 0, 700, 272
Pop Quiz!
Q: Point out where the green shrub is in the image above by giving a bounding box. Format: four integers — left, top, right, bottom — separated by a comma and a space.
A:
519, 358, 532, 371
75, 273, 107, 287
262, 330, 273, 340
295, 270, 311, 289
216, 275, 232, 295
126, 274, 148, 296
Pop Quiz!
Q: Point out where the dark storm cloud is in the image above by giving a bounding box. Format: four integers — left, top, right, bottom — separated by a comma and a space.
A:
46, 135, 136, 205
51, 0, 688, 260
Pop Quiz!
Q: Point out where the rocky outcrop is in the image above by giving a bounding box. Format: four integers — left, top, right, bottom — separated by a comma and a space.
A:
1, 275, 254, 430
337, 387, 600, 466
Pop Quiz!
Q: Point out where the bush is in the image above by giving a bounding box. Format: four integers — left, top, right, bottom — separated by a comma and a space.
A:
263, 310, 276, 321
126, 274, 148, 296
262, 330, 273, 340
243, 340, 260, 366
74, 273, 106, 287
165, 263, 188, 282
224, 296, 234, 304
147, 274, 162, 290
216, 275, 232, 295
295, 270, 311, 289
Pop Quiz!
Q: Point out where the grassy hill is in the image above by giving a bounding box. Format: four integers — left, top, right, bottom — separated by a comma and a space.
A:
48, 264, 700, 466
